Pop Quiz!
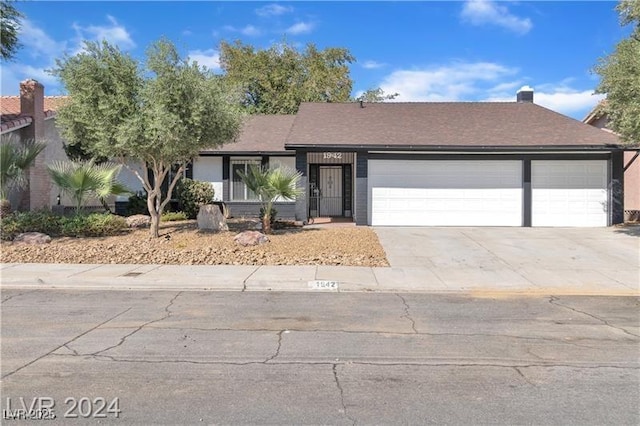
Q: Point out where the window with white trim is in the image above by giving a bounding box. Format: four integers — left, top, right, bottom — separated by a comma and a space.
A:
231, 159, 261, 201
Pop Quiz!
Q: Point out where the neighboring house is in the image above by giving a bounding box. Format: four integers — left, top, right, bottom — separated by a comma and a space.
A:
5, 80, 624, 228
1, 80, 71, 212
583, 101, 640, 222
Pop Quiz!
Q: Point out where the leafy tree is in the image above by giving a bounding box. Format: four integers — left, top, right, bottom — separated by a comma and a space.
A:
52, 39, 244, 237
357, 88, 399, 103
594, 0, 640, 145
47, 160, 131, 214
0, 135, 46, 216
220, 40, 355, 114
0, 0, 22, 61
238, 165, 302, 234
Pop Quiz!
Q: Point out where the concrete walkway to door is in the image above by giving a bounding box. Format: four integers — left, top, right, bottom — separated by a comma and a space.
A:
374, 226, 640, 293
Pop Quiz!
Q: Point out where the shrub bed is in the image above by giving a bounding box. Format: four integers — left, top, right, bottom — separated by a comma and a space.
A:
1, 210, 128, 240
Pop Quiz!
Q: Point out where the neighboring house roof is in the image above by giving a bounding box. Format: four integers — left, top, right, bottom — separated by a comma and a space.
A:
583, 100, 608, 125
285, 102, 621, 150
1, 95, 67, 134
201, 114, 295, 154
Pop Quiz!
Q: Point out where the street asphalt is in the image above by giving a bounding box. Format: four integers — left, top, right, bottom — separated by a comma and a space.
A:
1, 290, 638, 424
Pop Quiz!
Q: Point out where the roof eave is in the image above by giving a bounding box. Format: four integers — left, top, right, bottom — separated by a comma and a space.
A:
283, 144, 622, 152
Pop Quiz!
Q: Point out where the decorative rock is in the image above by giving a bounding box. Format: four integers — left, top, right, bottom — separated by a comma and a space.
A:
14, 232, 51, 244
126, 215, 151, 228
234, 230, 269, 246
197, 204, 229, 232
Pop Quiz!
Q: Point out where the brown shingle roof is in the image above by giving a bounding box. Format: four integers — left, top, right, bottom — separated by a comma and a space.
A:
285, 102, 621, 149
202, 114, 295, 154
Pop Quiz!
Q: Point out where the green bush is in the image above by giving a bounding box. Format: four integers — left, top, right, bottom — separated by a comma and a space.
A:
0, 211, 127, 240
176, 178, 214, 219
259, 206, 277, 227
126, 191, 149, 216
161, 211, 187, 222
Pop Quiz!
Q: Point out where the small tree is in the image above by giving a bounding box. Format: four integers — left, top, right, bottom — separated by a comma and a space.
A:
47, 160, 131, 214
53, 39, 244, 237
0, 135, 46, 216
238, 165, 302, 234
593, 0, 640, 145
0, 0, 23, 61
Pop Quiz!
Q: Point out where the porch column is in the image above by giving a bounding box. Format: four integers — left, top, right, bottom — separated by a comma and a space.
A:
295, 150, 308, 223
354, 151, 368, 225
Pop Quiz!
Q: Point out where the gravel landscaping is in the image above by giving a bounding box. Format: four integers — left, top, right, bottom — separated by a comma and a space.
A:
0, 220, 389, 266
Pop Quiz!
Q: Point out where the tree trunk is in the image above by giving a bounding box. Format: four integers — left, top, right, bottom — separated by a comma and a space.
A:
262, 215, 272, 234
149, 211, 160, 238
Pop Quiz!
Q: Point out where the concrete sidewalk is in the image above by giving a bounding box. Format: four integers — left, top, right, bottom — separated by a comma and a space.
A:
1, 262, 638, 295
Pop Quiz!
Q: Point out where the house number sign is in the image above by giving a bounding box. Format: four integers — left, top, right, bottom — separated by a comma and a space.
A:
323, 152, 343, 159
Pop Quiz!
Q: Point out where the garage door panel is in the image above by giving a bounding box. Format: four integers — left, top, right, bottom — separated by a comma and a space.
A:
369, 160, 523, 226
532, 160, 607, 227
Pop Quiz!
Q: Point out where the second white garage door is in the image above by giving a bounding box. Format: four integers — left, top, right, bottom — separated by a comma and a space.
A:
368, 160, 523, 226
532, 160, 608, 227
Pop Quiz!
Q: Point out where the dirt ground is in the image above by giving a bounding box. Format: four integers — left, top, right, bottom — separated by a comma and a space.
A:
0, 220, 389, 266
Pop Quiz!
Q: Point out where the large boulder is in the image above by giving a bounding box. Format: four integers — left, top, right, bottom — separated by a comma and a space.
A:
197, 204, 228, 232
126, 215, 151, 228
234, 230, 269, 246
14, 232, 51, 244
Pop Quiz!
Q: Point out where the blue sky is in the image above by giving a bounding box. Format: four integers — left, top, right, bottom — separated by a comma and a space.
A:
1, 1, 631, 120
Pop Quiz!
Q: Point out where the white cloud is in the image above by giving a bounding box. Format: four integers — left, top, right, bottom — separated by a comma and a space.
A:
362, 60, 386, 70
19, 19, 66, 59
73, 15, 136, 51
379, 62, 519, 102
222, 25, 262, 37
286, 21, 315, 35
461, 0, 532, 35
256, 4, 293, 17
534, 90, 605, 117
188, 49, 221, 71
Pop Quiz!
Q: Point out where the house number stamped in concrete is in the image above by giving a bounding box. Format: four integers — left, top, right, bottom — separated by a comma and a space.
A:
308, 280, 339, 290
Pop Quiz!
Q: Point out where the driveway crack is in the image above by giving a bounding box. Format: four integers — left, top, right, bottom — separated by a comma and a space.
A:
396, 294, 418, 333
549, 296, 640, 338
92, 291, 183, 356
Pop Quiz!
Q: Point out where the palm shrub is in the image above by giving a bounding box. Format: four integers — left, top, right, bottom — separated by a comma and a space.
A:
238, 165, 302, 234
175, 178, 215, 219
47, 160, 131, 214
0, 135, 46, 216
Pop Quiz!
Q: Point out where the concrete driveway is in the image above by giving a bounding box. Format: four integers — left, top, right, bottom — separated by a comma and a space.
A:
374, 227, 640, 292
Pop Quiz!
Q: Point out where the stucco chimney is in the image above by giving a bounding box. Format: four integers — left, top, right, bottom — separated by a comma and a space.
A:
516, 85, 534, 103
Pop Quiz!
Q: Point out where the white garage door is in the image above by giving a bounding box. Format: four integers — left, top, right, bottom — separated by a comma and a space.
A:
369, 160, 523, 226
532, 160, 608, 227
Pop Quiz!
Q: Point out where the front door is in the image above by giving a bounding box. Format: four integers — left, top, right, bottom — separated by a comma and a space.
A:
319, 166, 343, 216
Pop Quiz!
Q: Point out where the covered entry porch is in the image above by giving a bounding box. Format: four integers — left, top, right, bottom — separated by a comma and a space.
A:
306, 152, 354, 220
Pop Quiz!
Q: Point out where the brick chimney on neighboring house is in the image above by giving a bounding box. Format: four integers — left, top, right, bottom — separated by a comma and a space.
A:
19, 79, 50, 211
516, 85, 534, 103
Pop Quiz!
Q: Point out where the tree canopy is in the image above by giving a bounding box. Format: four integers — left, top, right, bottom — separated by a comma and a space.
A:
219, 40, 355, 114
53, 39, 244, 237
0, 0, 22, 61
594, 0, 640, 146
357, 88, 399, 103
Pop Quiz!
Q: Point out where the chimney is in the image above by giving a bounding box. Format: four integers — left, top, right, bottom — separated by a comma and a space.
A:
19, 79, 49, 211
516, 85, 534, 103
20, 79, 45, 140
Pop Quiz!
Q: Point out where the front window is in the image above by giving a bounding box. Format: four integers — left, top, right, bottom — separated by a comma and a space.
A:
231, 159, 260, 201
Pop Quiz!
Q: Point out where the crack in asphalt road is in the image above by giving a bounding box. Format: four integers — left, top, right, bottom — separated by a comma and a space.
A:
1, 289, 39, 304
513, 366, 535, 386
264, 330, 285, 363
396, 293, 418, 334
549, 296, 640, 338
91, 291, 183, 356
333, 363, 356, 425
1, 307, 132, 379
